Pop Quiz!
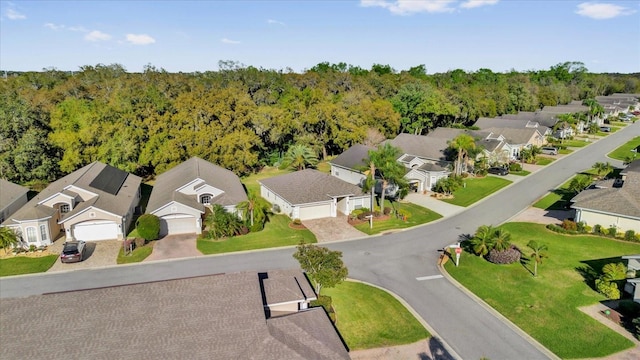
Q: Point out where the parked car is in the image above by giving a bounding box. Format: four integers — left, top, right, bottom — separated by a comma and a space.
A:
488, 166, 509, 176
60, 240, 86, 263
600, 126, 611, 132
540, 147, 558, 155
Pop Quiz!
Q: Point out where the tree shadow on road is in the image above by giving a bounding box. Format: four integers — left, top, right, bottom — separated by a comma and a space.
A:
417, 337, 457, 360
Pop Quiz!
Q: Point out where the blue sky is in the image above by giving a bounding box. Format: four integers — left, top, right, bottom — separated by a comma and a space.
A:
1, 0, 639, 74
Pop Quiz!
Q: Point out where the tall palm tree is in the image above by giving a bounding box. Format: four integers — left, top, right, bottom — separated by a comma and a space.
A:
0, 227, 19, 255
281, 144, 318, 171
237, 190, 271, 227
448, 134, 476, 176
527, 240, 548, 277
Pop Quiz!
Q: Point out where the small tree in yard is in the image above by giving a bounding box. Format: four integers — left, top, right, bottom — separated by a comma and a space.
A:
293, 243, 348, 295
526, 240, 548, 277
0, 227, 20, 254
136, 214, 160, 241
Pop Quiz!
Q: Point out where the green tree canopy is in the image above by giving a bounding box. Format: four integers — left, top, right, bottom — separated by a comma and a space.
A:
293, 243, 348, 295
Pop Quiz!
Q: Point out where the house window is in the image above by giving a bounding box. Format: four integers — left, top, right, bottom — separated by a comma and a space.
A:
60, 204, 70, 213
201, 195, 212, 205
26, 227, 37, 243
40, 225, 48, 241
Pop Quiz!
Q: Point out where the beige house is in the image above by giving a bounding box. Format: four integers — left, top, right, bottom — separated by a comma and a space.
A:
2, 162, 141, 246
572, 160, 640, 233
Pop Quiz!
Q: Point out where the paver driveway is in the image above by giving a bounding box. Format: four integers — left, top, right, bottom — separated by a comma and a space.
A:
47, 240, 121, 272
302, 215, 367, 243
144, 233, 201, 262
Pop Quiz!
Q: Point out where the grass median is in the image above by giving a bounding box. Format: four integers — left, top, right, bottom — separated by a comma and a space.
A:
445, 222, 638, 359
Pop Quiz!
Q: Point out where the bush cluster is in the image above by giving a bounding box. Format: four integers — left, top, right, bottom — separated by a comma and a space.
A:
508, 162, 522, 172
486, 246, 521, 264
136, 214, 161, 241
546, 223, 640, 242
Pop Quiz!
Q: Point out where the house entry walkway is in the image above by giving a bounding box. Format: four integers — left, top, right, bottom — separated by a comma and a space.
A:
302, 215, 367, 243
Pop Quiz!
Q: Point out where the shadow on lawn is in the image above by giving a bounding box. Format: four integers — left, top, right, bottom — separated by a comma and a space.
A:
576, 256, 624, 290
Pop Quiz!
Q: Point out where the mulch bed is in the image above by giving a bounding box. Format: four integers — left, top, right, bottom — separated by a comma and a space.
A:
288, 223, 307, 230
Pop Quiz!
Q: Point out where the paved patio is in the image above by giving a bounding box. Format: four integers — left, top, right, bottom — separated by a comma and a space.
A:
302, 215, 367, 243
143, 233, 201, 262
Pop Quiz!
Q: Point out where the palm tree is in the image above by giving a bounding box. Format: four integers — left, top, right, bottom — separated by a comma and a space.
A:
360, 160, 377, 213
237, 190, 271, 227
527, 240, 548, 277
280, 144, 318, 171
448, 134, 476, 176
492, 228, 512, 251
205, 204, 243, 239
0, 227, 19, 255
568, 174, 592, 194
592, 161, 612, 180
470, 225, 496, 256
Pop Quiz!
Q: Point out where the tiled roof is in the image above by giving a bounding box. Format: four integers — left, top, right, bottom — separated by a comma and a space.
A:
0, 179, 28, 211
3, 162, 141, 224
147, 157, 248, 213
330, 144, 374, 171
0, 270, 350, 360
260, 169, 365, 205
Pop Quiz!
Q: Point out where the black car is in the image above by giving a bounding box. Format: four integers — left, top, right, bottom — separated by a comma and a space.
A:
60, 240, 86, 263
488, 166, 509, 176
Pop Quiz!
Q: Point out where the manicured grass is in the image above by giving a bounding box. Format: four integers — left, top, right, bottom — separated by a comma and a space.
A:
197, 214, 316, 254
533, 176, 575, 210
509, 170, 531, 176
558, 148, 573, 155
354, 202, 442, 235
561, 139, 589, 148
608, 136, 640, 161
242, 166, 292, 195
117, 243, 154, 264
323, 281, 430, 350
446, 223, 638, 359
0, 255, 58, 277
441, 176, 512, 207
535, 157, 554, 165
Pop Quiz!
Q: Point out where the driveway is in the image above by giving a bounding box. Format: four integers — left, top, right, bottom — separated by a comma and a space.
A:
47, 240, 121, 272
405, 193, 465, 217
302, 215, 367, 243
143, 233, 201, 262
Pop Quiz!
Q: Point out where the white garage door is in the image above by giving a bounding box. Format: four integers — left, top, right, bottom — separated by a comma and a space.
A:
298, 203, 331, 220
160, 215, 196, 236
72, 221, 119, 241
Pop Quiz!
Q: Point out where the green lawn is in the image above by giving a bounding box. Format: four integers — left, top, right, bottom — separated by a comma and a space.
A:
241, 166, 292, 195
197, 214, 316, 254
441, 176, 512, 207
608, 136, 640, 161
509, 170, 531, 176
535, 157, 554, 166
561, 139, 589, 148
0, 255, 58, 277
559, 148, 573, 155
354, 202, 442, 235
533, 176, 575, 210
117, 242, 154, 264
323, 281, 430, 350
446, 223, 638, 359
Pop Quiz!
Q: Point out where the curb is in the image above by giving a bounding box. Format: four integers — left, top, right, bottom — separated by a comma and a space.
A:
345, 278, 463, 360
438, 264, 561, 360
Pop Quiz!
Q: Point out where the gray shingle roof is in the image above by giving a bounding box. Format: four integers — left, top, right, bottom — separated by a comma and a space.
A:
0, 270, 349, 360
0, 179, 28, 211
147, 157, 248, 213
4, 162, 141, 224
388, 133, 449, 161
260, 169, 365, 205
264, 269, 316, 305
330, 144, 374, 171
485, 127, 541, 145
572, 160, 640, 219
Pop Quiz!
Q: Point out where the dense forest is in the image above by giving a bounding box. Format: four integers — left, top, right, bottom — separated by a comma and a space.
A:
1, 60, 639, 187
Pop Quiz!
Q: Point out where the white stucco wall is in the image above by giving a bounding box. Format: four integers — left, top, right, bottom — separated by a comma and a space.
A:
575, 209, 640, 233
330, 165, 366, 186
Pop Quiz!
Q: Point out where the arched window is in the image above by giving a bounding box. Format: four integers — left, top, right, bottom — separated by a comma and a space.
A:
200, 195, 212, 205
26, 227, 37, 243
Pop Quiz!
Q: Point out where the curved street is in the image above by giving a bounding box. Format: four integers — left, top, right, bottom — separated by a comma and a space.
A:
2, 123, 639, 359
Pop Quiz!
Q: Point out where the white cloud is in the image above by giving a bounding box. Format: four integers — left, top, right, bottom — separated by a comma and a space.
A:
44, 23, 65, 30
68, 26, 88, 32
221, 38, 241, 44
126, 33, 156, 45
85, 30, 112, 42
267, 19, 286, 26
460, 0, 499, 9
360, 0, 456, 15
575, 2, 636, 19
6, 8, 26, 20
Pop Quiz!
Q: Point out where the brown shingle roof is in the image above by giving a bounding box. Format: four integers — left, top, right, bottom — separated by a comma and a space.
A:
260, 169, 365, 205
0, 270, 349, 360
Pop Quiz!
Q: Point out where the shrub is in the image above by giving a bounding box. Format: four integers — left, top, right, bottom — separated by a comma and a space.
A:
509, 162, 522, 172
547, 223, 578, 234
634, 318, 640, 340
357, 211, 372, 221
134, 237, 146, 248
136, 214, 161, 241
292, 218, 302, 226
249, 223, 264, 233
311, 295, 336, 323
576, 221, 586, 233
593, 224, 603, 235
625, 230, 637, 241
486, 246, 521, 264
238, 226, 249, 235
607, 227, 618, 237
562, 219, 577, 231
584, 225, 592, 233
595, 278, 621, 299
397, 209, 411, 220
29, 245, 36, 252
383, 207, 392, 215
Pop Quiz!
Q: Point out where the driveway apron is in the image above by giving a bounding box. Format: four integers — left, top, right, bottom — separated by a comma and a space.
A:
144, 234, 201, 262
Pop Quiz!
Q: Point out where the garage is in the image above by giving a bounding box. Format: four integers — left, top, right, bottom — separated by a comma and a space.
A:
72, 221, 119, 241
159, 215, 197, 236
298, 203, 331, 221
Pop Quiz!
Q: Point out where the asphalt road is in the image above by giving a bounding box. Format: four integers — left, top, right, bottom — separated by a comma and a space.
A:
2, 123, 639, 360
